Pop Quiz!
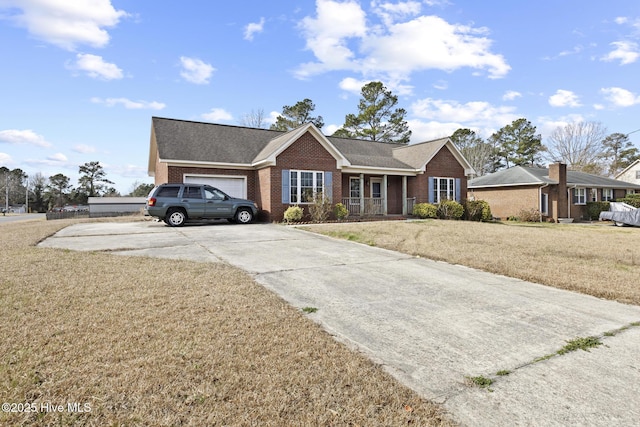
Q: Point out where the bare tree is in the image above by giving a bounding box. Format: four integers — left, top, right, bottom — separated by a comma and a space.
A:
545, 121, 608, 174
451, 128, 494, 177
239, 108, 267, 128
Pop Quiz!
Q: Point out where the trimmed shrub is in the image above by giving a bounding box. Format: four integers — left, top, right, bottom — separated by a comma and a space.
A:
437, 200, 464, 220
586, 201, 610, 220
283, 205, 303, 223
334, 203, 349, 221
412, 203, 437, 219
465, 199, 493, 222
617, 194, 640, 208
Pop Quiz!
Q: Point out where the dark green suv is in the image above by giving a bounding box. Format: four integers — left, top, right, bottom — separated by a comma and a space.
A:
145, 183, 259, 226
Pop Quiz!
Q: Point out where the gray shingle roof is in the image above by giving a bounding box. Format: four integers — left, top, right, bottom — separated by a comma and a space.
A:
327, 136, 413, 169
468, 165, 640, 189
151, 117, 463, 172
153, 117, 282, 164
392, 137, 450, 169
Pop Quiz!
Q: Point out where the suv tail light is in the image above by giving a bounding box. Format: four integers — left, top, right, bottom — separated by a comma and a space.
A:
148, 197, 157, 207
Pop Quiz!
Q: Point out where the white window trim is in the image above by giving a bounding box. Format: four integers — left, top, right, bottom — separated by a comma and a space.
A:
602, 188, 613, 202
349, 176, 360, 198
589, 188, 598, 202
290, 170, 324, 204
574, 187, 586, 205
433, 177, 455, 204
370, 177, 382, 198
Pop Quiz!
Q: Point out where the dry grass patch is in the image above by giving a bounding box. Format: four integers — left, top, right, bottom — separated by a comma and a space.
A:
0, 219, 452, 426
306, 220, 640, 306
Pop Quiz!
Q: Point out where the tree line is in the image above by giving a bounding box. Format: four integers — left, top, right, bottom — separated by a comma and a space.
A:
0, 161, 153, 212
250, 80, 639, 178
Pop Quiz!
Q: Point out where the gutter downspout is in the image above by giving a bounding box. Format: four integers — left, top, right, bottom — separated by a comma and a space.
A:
539, 183, 549, 222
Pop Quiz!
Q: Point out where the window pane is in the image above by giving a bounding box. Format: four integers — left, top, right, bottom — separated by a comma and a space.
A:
350, 178, 360, 198
290, 171, 298, 203
372, 182, 381, 198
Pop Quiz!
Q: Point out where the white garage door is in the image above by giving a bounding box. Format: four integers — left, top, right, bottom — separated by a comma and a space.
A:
184, 175, 247, 198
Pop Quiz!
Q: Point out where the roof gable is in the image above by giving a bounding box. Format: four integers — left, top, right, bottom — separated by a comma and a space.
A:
393, 137, 475, 174
253, 123, 349, 168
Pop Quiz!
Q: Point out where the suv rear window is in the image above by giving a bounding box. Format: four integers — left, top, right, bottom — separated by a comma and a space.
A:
156, 186, 181, 197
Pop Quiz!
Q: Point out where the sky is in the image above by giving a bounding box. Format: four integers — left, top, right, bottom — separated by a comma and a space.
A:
1, 0, 640, 194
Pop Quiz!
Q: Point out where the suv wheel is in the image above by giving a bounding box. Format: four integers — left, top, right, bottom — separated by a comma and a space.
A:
235, 208, 253, 224
165, 208, 187, 227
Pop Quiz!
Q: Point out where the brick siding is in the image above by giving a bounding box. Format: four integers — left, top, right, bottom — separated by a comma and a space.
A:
269, 131, 341, 222
469, 186, 539, 220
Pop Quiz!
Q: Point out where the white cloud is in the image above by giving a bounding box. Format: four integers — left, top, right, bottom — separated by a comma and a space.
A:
600, 87, 640, 107
73, 144, 96, 154
109, 164, 146, 178
410, 98, 518, 128
433, 80, 448, 90
601, 41, 640, 65
407, 119, 462, 142
267, 111, 280, 126
179, 56, 215, 84
502, 90, 522, 101
48, 153, 68, 162
324, 123, 340, 135
295, 2, 510, 84
91, 97, 166, 110
338, 77, 370, 94
201, 108, 233, 122
296, 0, 367, 78
371, 1, 421, 26
72, 53, 123, 80
244, 17, 265, 41
548, 89, 581, 107
0, 152, 14, 165
0, 129, 52, 147
0, 0, 128, 50
537, 114, 586, 139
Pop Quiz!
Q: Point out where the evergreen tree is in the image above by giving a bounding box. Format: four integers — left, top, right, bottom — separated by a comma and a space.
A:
270, 99, 324, 131
490, 118, 544, 168
333, 81, 411, 144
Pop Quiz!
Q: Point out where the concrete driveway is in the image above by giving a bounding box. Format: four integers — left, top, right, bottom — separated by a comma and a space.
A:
39, 220, 640, 426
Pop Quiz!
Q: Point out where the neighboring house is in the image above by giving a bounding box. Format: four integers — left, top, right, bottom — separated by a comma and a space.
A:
615, 159, 640, 186
468, 163, 640, 222
148, 117, 474, 221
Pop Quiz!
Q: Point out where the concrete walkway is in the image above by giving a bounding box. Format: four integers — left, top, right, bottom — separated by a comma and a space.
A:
39, 221, 640, 426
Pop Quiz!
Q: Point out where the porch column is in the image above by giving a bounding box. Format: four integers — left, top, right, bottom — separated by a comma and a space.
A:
402, 176, 407, 215
359, 173, 365, 216
382, 175, 388, 215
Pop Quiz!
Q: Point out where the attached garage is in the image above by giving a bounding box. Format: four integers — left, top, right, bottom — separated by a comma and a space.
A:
183, 175, 247, 199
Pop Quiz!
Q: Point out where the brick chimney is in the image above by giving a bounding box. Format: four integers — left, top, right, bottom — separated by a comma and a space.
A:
548, 162, 567, 220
